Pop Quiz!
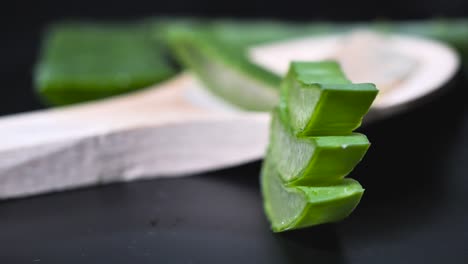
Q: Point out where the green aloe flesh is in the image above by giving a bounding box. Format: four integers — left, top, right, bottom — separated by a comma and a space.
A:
281, 61, 378, 136
164, 21, 332, 111
261, 156, 364, 232
35, 22, 176, 106
166, 29, 279, 111
261, 61, 377, 232
270, 109, 370, 186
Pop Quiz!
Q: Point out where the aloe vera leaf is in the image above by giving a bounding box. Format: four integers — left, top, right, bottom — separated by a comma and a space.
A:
165, 28, 280, 111
269, 109, 370, 186
163, 20, 340, 111
35, 21, 177, 106
167, 19, 466, 111
280, 61, 378, 136
261, 156, 364, 232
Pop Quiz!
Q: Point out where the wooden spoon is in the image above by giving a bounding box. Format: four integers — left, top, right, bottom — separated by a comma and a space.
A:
0, 74, 269, 199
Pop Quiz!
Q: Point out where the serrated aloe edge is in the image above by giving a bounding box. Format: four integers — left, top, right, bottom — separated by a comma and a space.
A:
261, 61, 378, 232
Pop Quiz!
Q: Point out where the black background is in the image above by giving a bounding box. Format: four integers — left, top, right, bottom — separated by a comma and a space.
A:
1, 0, 468, 263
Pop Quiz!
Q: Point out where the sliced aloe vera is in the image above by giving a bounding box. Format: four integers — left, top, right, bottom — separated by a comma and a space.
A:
261, 157, 364, 232
166, 28, 280, 111
35, 22, 176, 106
261, 60, 376, 232
270, 110, 370, 186
281, 61, 378, 136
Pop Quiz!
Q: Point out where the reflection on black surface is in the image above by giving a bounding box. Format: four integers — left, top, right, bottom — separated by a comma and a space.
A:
204, 164, 344, 263
275, 224, 343, 264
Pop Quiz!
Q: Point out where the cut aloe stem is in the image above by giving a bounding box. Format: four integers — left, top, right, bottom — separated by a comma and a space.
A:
35, 22, 177, 106
166, 28, 280, 111
280, 61, 378, 136
269, 109, 370, 186
163, 20, 337, 111
261, 60, 376, 232
261, 156, 364, 232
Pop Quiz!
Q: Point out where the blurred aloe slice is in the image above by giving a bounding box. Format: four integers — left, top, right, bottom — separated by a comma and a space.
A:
35, 21, 177, 106
261, 156, 364, 232
270, 109, 370, 186
168, 19, 466, 112
165, 27, 280, 111
164, 20, 335, 111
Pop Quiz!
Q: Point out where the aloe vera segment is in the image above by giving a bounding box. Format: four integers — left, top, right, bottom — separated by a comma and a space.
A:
166, 28, 280, 111
270, 110, 370, 186
261, 60, 376, 232
281, 61, 378, 136
261, 157, 364, 232
35, 22, 176, 105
